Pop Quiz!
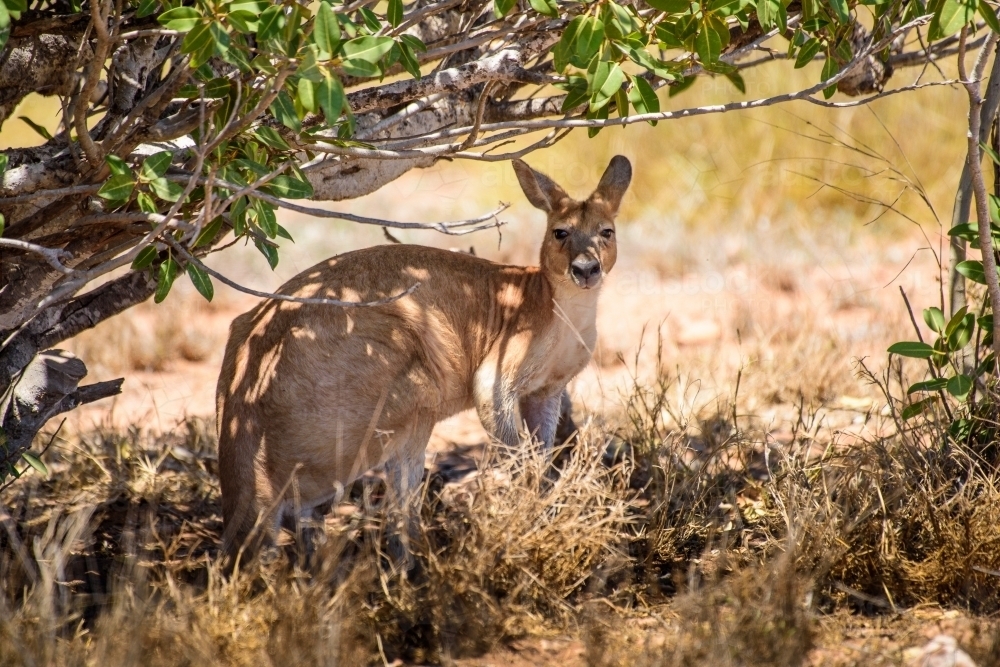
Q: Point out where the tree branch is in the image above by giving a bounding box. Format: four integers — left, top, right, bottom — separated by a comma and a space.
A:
961, 29, 1000, 361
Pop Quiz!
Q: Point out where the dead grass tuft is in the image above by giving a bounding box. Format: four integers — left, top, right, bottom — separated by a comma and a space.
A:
3, 354, 1000, 664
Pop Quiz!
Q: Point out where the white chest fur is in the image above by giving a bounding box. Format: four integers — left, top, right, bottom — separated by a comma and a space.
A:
522, 290, 599, 396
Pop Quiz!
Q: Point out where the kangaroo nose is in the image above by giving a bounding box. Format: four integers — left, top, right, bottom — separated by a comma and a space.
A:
570, 258, 601, 283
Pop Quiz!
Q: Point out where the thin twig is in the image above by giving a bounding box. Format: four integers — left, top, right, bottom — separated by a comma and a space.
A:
166, 173, 509, 234
165, 237, 420, 308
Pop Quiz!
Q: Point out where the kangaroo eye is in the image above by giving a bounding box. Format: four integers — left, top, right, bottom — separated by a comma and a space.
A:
553, 229, 569, 240
600, 229, 614, 239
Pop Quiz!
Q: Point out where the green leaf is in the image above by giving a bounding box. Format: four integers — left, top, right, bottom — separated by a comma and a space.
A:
931, 0, 976, 38
342, 36, 395, 63
887, 341, 938, 358
590, 61, 625, 111
725, 69, 746, 93
0, 213, 5, 237
668, 74, 696, 97
263, 174, 314, 199
695, 21, 723, 64
270, 90, 302, 132
275, 224, 294, 241
387, 0, 403, 26
254, 126, 291, 150
137, 191, 157, 213
627, 76, 659, 125
340, 57, 379, 78
314, 2, 341, 54
982, 140, 1000, 166
757, 0, 786, 31
357, 6, 382, 31
710, 0, 747, 14
149, 177, 184, 202
18, 116, 53, 141
570, 17, 605, 69
140, 151, 172, 182
645, 0, 692, 10
182, 20, 213, 55
561, 76, 590, 112
97, 174, 136, 201
494, 0, 517, 17
614, 87, 629, 118
154, 256, 180, 303
587, 103, 609, 138
195, 216, 224, 247
298, 77, 317, 113
553, 16, 583, 72
186, 262, 215, 301
794, 38, 822, 68
0, 2, 9, 31
907, 377, 949, 394
956, 259, 989, 284
158, 6, 202, 31
253, 199, 279, 237
209, 21, 231, 57
923, 306, 946, 333
529, 0, 559, 16
948, 312, 976, 350
990, 194, 1000, 224
228, 0, 269, 16
231, 197, 249, 236
317, 71, 346, 124
397, 41, 421, 78
901, 396, 937, 420
131, 245, 159, 270
21, 452, 47, 477
105, 154, 132, 177
947, 374, 973, 400
203, 77, 233, 98
820, 52, 838, 98
945, 305, 970, 336
979, 0, 1000, 31
257, 4, 285, 40
255, 240, 279, 269
827, 0, 850, 22
137, 0, 159, 18
227, 9, 259, 33
0, 153, 7, 174
399, 34, 427, 53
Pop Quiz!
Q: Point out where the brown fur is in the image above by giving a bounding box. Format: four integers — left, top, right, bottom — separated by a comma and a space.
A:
216, 156, 632, 558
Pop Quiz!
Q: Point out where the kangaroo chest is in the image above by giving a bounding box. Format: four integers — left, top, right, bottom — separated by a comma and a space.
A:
520, 301, 597, 397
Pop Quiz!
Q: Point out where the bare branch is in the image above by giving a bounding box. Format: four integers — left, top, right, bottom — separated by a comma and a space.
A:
961, 29, 1000, 360
0, 239, 73, 274
167, 173, 509, 233
165, 238, 423, 308
345, 44, 550, 115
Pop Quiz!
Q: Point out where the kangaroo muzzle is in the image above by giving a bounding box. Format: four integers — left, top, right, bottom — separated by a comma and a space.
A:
570, 256, 602, 289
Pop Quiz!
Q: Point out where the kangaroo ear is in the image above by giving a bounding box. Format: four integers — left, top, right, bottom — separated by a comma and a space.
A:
512, 159, 570, 213
590, 155, 632, 216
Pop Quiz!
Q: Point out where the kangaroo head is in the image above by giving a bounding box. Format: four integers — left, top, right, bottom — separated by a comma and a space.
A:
513, 155, 632, 291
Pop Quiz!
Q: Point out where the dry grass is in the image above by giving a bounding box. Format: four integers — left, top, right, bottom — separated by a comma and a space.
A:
4, 345, 1000, 665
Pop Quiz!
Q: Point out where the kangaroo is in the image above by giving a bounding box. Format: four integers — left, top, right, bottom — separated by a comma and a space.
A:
216, 155, 632, 559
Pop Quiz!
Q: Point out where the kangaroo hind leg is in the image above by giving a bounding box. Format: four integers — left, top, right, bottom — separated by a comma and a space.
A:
381, 419, 434, 570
